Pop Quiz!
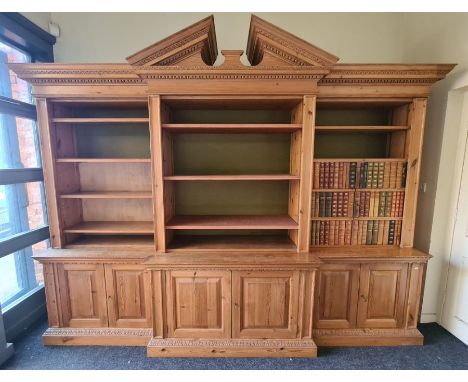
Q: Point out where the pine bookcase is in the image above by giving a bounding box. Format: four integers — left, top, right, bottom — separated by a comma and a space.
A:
10, 15, 455, 357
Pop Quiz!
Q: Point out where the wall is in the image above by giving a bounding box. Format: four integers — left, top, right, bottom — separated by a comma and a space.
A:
21, 13, 51, 33
47, 13, 405, 64
21, 12, 465, 325
402, 13, 468, 323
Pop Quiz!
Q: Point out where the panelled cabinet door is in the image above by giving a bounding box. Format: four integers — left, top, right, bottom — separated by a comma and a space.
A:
314, 264, 360, 329
165, 270, 231, 338
232, 270, 300, 339
104, 265, 152, 328
357, 263, 409, 328
56, 263, 108, 328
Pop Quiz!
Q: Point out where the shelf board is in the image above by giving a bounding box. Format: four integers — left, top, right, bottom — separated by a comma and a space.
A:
52, 117, 149, 123
311, 217, 403, 221
315, 125, 408, 132
168, 234, 296, 252
166, 215, 298, 230
66, 235, 154, 249
313, 158, 407, 163
313, 188, 405, 192
164, 174, 300, 181
161, 123, 302, 133
64, 221, 154, 234
59, 191, 152, 199
56, 158, 151, 163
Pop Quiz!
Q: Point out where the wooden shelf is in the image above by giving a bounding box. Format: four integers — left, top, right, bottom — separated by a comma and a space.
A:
66, 235, 154, 249
52, 117, 149, 123
161, 123, 302, 133
59, 191, 152, 199
168, 235, 296, 252
313, 188, 405, 192
56, 158, 151, 163
311, 217, 403, 221
64, 221, 154, 234
314, 158, 407, 162
315, 125, 408, 132
166, 215, 298, 230
164, 174, 300, 181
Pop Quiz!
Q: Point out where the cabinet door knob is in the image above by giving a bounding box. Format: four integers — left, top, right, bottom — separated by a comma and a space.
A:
360, 294, 367, 302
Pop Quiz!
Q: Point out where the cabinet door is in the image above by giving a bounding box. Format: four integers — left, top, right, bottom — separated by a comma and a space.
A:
357, 263, 408, 328
56, 263, 108, 328
165, 270, 231, 338
314, 264, 360, 329
232, 271, 300, 339
104, 264, 152, 328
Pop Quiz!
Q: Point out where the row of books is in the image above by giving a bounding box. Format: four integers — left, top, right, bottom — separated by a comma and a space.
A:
311, 191, 405, 218
310, 219, 402, 246
313, 161, 407, 189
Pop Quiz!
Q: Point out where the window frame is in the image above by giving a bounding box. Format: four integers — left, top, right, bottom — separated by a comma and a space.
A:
0, 13, 55, 342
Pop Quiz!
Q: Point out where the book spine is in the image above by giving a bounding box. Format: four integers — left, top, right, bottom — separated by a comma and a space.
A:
356, 163, 362, 188
378, 162, 384, 188
390, 191, 397, 217
364, 192, 370, 217
372, 162, 379, 188
313, 162, 320, 189
378, 191, 386, 217
319, 221, 325, 245
319, 192, 326, 217
324, 162, 330, 189
349, 162, 356, 189
344, 162, 350, 189
329, 162, 335, 188
362, 162, 368, 188
383, 220, 390, 245
367, 162, 374, 189
385, 191, 392, 216
329, 220, 335, 246
366, 220, 373, 245
311, 221, 316, 245
354, 191, 360, 218
399, 191, 405, 217
324, 221, 330, 245
326, 192, 332, 217
390, 162, 397, 188
371, 220, 378, 245
383, 162, 390, 188
377, 219, 385, 245
351, 220, 359, 245
319, 162, 325, 189
338, 162, 343, 188
332, 192, 338, 217
388, 220, 396, 245
401, 162, 408, 188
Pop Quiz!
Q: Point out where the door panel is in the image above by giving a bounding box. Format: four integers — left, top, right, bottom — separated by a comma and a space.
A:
357, 263, 408, 328
314, 264, 360, 329
232, 271, 300, 339
165, 270, 231, 338
105, 265, 152, 328
56, 263, 108, 328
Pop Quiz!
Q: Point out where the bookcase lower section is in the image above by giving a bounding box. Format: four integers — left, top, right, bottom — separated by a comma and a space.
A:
34, 248, 430, 358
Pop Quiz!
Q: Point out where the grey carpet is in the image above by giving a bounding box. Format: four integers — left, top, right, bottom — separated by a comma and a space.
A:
2, 318, 467, 369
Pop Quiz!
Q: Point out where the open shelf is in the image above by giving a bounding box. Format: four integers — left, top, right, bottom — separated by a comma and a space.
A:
63, 221, 154, 234
167, 234, 296, 252
66, 234, 154, 249
313, 188, 405, 192
59, 191, 152, 199
315, 125, 408, 132
166, 215, 298, 230
56, 158, 151, 163
164, 174, 299, 181
162, 123, 302, 133
52, 117, 149, 123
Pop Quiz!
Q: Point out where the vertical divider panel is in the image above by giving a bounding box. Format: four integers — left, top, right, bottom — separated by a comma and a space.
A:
297, 95, 316, 252
149, 95, 167, 252
289, 102, 303, 247
36, 98, 64, 247
401, 98, 427, 247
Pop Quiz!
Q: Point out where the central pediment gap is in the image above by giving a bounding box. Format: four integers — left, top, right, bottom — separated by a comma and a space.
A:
217, 50, 246, 68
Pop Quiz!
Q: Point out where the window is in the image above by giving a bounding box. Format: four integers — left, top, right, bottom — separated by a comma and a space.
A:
0, 35, 50, 310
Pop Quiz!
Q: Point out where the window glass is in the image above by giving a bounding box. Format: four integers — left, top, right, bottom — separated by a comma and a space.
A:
0, 240, 48, 307
0, 182, 47, 240
0, 40, 32, 103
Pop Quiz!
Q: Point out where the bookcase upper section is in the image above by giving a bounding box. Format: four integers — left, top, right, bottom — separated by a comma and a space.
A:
9, 15, 455, 98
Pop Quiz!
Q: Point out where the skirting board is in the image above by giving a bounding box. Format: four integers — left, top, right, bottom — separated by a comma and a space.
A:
313, 328, 424, 347
420, 313, 437, 323
43, 327, 152, 346
0, 342, 14, 366
147, 338, 317, 358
